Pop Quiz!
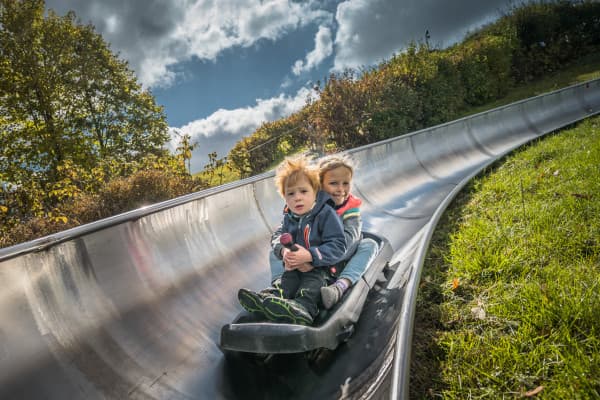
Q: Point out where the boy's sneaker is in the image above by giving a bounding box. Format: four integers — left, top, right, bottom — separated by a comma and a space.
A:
320, 284, 343, 309
238, 281, 284, 316
271, 277, 282, 290
238, 288, 267, 316
261, 278, 283, 298
263, 297, 313, 325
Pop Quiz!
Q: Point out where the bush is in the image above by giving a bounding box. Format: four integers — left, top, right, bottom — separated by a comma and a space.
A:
0, 167, 203, 249
94, 169, 200, 217
362, 69, 423, 141
419, 55, 465, 126
455, 35, 514, 105
508, 1, 600, 82
310, 70, 372, 149
228, 116, 307, 178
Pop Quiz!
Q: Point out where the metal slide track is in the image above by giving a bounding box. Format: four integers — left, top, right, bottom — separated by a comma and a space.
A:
1, 79, 598, 399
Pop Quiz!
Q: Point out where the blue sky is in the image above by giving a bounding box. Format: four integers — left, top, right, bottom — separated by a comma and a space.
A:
44, 0, 529, 173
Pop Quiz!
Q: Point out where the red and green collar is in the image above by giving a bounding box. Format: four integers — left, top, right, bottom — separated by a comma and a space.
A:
334, 194, 361, 218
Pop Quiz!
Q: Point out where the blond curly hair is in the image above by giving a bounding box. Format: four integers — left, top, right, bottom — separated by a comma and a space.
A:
274, 154, 320, 197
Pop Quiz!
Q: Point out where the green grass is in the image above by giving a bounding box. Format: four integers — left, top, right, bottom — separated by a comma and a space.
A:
411, 116, 600, 398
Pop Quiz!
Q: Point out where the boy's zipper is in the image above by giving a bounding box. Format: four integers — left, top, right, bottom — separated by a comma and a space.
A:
295, 215, 304, 243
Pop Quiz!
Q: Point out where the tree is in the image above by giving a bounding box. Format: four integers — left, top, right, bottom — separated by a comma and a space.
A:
174, 130, 199, 174
0, 0, 169, 191
0, 0, 173, 232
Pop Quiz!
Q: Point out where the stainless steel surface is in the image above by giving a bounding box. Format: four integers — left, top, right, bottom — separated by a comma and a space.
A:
1, 79, 599, 399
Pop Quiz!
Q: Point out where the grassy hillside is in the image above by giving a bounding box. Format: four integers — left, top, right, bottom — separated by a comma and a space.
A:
410, 91, 600, 397
460, 52, 600, 118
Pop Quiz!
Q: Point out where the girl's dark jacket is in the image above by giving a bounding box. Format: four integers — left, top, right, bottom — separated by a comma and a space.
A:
271, 190, 346, 268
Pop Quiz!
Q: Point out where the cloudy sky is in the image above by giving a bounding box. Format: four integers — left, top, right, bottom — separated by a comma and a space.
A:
44, 0, 528, 173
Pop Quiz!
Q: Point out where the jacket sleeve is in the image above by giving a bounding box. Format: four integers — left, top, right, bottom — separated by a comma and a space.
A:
308, 208, 347, 267
270, 223, 284, 259
341, 211, 362, 260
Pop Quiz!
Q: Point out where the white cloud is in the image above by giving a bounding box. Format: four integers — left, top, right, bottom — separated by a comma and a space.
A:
174, 87, 312, 140
292, 25, 333, 76
332, 0, 513, 71
49, 0, 520, 86
48, 0, 332, 88
168, 86, 317, 172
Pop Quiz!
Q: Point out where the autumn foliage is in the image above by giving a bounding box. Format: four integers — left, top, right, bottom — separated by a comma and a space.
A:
1, 0, 599, 248
0, 0, 204, 247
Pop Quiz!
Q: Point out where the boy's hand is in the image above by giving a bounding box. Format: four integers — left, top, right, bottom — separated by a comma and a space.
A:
282, 244, 313, 268
284, 261, 313, 272
295, 262, 314, 272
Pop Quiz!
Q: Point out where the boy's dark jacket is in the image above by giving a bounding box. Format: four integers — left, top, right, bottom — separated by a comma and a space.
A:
271, 190, 346, 268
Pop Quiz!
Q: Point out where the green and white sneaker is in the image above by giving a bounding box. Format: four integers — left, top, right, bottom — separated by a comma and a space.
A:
263, 296, 313, 325
238, 283, 283, 316
237, 288, 267, 316
263, 278, 283, 298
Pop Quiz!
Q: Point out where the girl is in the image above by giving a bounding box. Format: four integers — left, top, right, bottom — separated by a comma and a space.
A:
317, 155, 378, 309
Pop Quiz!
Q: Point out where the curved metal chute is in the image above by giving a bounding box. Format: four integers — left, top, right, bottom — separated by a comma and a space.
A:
1, 79, 598, 399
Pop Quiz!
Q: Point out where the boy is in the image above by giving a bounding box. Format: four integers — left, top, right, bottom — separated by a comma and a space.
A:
269, 154, 378, 309
238, 155, 346, 325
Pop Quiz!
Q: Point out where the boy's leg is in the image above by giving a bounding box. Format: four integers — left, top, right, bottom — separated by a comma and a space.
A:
238, 254, 290, 314
321, 238, 378, 309
263, 269, 326, 325
293, 269, 327, 317
280, 269, 301, 299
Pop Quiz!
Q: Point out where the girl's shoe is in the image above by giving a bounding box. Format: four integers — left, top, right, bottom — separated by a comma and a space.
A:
320, 284, 343, 309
